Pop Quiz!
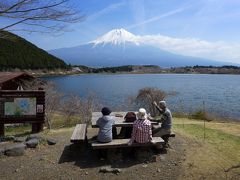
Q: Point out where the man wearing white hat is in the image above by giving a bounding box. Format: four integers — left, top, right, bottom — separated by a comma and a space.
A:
152, 100, 172, 137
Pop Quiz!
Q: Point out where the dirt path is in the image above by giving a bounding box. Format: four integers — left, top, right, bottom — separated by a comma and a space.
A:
0, 128, 188, 180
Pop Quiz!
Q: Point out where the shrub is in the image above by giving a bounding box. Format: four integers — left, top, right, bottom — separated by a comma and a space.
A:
134, 87, 167, 116
189, 110, 213, 121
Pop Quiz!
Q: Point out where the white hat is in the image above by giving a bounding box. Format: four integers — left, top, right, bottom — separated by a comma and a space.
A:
137, 108, 147, 119
159, 101, 166, 107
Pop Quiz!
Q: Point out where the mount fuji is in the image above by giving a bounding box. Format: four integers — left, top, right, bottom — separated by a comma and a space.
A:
49, 29, 229, 67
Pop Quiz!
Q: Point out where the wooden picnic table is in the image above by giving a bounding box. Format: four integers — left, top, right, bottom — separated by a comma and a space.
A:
70, 112, 173, 150
91, 111, 159, 128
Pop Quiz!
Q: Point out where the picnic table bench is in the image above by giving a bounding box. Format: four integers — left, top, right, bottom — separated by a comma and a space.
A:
91, 137, 164, 149
70, 124, 87, 143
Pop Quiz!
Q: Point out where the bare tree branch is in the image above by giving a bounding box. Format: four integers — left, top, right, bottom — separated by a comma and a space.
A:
0, 0, 84, 34
0, 0, 67, 14
0, 0, 28, 15
134, 87, 167, 116
1, 17, 32, 30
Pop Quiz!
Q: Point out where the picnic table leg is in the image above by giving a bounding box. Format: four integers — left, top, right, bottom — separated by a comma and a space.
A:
162, 135, 170, 148
0, 123, 4, 136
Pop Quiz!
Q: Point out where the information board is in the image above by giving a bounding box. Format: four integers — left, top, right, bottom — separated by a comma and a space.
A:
0, 90, 45, 123
4, 98, 36, 116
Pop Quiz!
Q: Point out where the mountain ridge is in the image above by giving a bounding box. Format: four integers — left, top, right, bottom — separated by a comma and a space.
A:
0, 31, 67, 70
49, 29, 236, 67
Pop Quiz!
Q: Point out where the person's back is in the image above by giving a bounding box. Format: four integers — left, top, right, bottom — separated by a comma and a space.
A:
97, 115, 115, 143
160, 108, 172, 129
152, 101, 172, 137
132, 118, 152, 143
128, 108, 152, 145
118, 112, 136, 138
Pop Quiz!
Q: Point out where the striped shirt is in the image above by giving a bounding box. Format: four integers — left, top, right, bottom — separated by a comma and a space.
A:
130, 119, 153, 143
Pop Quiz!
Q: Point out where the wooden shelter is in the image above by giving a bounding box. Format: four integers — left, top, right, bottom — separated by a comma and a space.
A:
0, 72, 35, 90
0, 72, 45, 136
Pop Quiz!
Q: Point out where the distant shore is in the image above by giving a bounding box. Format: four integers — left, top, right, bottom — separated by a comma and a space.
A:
66, 65, 240, 75
2, 65, 240, 77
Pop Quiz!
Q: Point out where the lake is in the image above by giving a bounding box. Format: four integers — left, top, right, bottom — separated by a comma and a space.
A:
41, 74, 240, 120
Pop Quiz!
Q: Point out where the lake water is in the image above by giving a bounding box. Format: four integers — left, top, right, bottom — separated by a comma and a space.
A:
41, 74, 240, 120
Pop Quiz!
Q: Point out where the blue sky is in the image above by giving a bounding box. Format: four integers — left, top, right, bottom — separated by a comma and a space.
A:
2, 0, 240, 63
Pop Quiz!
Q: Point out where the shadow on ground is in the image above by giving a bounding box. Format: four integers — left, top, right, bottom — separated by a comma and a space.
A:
58, 142, 168, 169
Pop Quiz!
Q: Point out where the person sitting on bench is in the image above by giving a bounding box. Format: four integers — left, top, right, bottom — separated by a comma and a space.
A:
118, 111, 137, 138
96, 107, 117, 143
128, 108, 153, 145
152, 100, 172, 137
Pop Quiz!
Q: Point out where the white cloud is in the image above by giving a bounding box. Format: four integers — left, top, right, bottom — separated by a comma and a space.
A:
128, 0, 146, 32
139, 34, 240, 63
127, 4, 192, 30
87, 27, 240, 63
87, 2, 125, 21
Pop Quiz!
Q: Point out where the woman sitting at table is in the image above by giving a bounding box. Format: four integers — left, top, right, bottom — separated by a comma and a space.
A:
118, 111, 137, 138
96, 107, 117, 143
128, 108, 153, 145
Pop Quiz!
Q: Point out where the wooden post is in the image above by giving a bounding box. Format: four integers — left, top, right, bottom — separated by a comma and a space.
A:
32, 123, 43, 133
203, 101, 206, 140
32, 123, 37, 133
38, 123, 43, 132
180, 99, 185, 128
0, 123, 4, 136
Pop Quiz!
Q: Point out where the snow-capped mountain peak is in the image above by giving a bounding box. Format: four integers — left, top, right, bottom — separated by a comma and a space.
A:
49, 29, 230, 67
91, 28, 140, 46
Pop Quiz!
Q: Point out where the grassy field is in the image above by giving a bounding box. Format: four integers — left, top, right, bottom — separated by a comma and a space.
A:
173, 118, 240, 179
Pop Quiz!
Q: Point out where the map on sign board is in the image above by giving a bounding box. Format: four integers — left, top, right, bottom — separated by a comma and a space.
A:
4, 98, 36, 116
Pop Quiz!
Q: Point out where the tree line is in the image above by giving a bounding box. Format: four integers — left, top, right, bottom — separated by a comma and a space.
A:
0, 30, 68, 70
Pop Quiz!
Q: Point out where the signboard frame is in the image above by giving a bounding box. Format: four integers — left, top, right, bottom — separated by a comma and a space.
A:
0, 90, 45, 135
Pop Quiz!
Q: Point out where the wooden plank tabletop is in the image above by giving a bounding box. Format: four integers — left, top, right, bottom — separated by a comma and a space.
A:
91, 111, 159, 128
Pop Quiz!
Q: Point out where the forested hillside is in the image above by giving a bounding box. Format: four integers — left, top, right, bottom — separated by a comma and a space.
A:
0, 31, 67, 70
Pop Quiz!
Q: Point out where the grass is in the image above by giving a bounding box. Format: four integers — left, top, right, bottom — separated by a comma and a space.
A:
4, 113, 82, 136
173, 118, 240, 179
5, 124, 32, 137
174, 118, 240, 157
174, 123, 240, 158
173, 110, 218, 121
174, 123, 240, 143
50, 113, 85, 129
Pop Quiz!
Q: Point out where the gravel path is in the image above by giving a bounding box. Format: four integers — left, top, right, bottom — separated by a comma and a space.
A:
0, 128, 188, 180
